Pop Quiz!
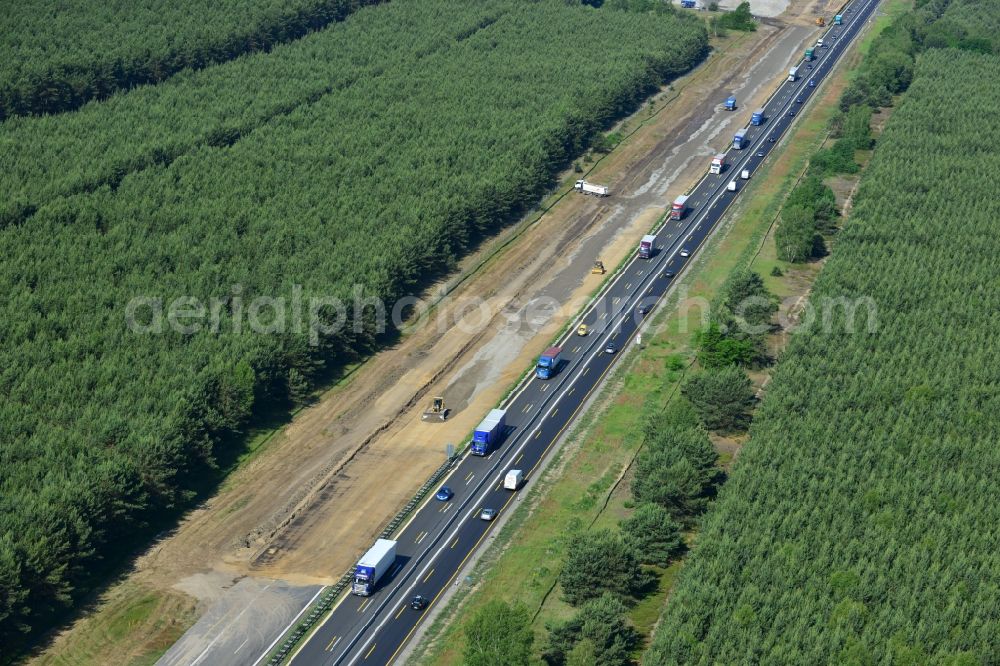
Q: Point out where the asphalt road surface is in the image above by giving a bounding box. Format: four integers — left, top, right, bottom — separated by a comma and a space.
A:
156, 578, 321, 666
279, 2, 881, 663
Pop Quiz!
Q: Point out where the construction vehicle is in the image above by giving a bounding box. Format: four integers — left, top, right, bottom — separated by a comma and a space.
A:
422, 396, 449, 421
591, 261, 606, 275
815, 16, 825, 26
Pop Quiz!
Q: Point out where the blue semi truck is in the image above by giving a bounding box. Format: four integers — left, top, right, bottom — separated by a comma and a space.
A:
352, 539, 397, 596
751, 108, 765, 126
471, 409, 507, 456
536, 346, 563, 380
733, 128, 748, 150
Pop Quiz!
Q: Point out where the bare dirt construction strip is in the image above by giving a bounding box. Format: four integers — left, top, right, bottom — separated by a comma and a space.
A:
29, 4, 830, 663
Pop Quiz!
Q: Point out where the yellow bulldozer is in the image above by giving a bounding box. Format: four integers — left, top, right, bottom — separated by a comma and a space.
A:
815, 16, 826, 26
422, 396, 449, 421
591, 261, 606, 275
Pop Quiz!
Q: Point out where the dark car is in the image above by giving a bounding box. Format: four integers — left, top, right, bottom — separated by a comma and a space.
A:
768, 136, 777, 143
809, 79, 816, 87
806, 64, 813, 69
796, 97, 804, 103
662, 270, 675, 279
604, 342, 617, 354
638, 304, 651, 316
788, 110, 796, 117
435, 486, 453, 501
411, 595, 428, 610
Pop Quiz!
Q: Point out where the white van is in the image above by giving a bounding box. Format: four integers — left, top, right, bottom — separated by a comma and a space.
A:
504, 469, 524, 490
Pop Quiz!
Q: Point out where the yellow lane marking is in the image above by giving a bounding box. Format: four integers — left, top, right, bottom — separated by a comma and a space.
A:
423, 569, 435, 584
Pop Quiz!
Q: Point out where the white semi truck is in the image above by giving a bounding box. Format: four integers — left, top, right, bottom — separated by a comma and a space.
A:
574, 180, 610, 197
710, 153, 725, 175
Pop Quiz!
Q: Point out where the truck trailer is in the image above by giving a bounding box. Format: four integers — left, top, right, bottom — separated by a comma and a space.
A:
574, 180, 609, 197
671, 195, 689, 221
751, 108, 765, 126
536, 347, 563, 380
733, 128, 748, 150
352, 539, 397, 596
788, 66, 799, 82
710, 153, 725, 175
680, 0, 696, 7
639, 234, 656, 259
724, 95, 736, 111
805, 47, 814, 61
471, 409, 507, 456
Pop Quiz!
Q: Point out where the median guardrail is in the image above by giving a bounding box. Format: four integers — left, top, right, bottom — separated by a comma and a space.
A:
266, 451, 462, 664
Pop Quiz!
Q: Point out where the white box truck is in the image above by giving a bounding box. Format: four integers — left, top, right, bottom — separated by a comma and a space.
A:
741, 169, 750, 180
352, 539, 397, 596
574, 180, 610, 197
788, 66, 799, 82
504, 469, 524, 490
727, 181, 737, 192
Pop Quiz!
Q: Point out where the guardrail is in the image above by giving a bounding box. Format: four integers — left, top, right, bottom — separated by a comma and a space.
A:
265, 452, 462, 665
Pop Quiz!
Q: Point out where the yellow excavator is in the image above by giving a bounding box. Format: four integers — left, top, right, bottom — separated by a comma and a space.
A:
422, 396, 449, 421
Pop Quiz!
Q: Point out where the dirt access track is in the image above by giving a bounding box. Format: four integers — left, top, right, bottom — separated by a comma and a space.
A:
32, 1, 842, 661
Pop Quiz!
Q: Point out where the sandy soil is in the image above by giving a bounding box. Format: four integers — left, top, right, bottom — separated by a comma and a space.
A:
30, 3, 834, 663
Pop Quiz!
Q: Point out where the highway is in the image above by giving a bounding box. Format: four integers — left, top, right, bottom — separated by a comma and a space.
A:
280, 2, 880, 663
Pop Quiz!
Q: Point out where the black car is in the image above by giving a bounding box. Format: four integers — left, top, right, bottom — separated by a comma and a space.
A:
768, 136, 776, 143
638, 305, 651, 316
411, 595, 428, 610
604, 342, 617, 354
796, 97, 804, 103
788, 110, 796, 117
662, 270, 675, 279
